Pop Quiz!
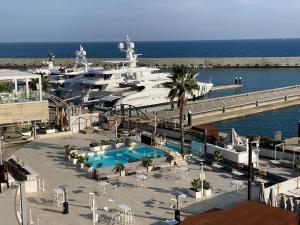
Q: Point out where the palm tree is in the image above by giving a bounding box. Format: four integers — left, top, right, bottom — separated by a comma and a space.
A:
29, 75, 51, 93
164, 65, 199, 156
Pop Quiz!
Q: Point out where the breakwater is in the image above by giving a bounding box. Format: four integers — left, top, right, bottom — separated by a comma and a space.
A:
1, 57, 300, 68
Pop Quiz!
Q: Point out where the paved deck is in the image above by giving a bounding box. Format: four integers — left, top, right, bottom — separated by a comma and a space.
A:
0, 188, 19, 225
10, 133, 259, 225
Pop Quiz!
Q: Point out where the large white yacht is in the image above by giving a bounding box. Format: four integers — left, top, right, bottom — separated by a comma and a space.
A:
95, 77, 213, 110
74, 35, 171, 104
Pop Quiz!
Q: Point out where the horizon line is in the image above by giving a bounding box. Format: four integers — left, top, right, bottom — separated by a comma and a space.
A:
0, 37, 299, 44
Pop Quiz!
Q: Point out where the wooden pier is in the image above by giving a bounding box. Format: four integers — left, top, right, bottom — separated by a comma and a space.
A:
150, 85, 300, 125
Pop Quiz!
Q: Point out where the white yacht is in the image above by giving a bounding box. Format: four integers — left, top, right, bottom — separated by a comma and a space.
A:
76, 35, 171, 104
96, 78, 213, 110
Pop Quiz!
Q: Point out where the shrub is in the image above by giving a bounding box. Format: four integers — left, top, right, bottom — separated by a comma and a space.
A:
191, 178, 211, 192
69, 152, 77, 159
167, 154, 175, 162
113, 163, 125, 173
100, 140, 110, 145
77, 156, 84, 164
141, 157, 153, 168
90, 140, 100, 147
214, 149, 223, 163
84, 162, 92, 168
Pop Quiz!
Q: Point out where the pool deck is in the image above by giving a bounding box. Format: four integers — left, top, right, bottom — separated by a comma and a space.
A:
10, 132, 259, 225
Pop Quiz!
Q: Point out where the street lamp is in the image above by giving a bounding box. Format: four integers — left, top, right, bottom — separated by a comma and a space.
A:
59, 185, 70, 214
275, 143, 284, 161
293, 147, 300, 167
115, 121, 118, 139
200, 162, 204, 197
89, 192, 97, 225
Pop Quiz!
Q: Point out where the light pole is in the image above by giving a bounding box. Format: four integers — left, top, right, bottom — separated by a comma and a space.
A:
0, 130, 3, 165
19, 181, 28, 225
89, 192, 97, 225
200, 162, 204, 197
275, 143, 284, 161
248, 142, 252, 201
59, 185, 70, 214
293, 147, 300, 167
115, 121, 118, 139
154, 115, 157, 135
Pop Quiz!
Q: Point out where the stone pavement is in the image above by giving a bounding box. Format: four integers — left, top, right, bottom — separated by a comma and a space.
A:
0, 188, 19, 225
10, 133, 259, 225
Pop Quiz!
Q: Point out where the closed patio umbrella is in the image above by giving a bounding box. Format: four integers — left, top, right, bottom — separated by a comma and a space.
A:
268, 188, 277, 207
259, 183, 266, 204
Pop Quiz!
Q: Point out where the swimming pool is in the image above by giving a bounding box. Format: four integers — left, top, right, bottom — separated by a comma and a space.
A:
87, 146, 166, 169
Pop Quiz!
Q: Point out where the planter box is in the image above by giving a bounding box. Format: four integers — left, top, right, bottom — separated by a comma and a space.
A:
72, 158, 78, 165
187, 188, 202, 199
204, 189, 212, 197
147, 165, 153, 172
21, 131, 32, 136
120, 170, 126, 177
90, 146, 101, 152
44, 129, 56, 134
77, 162, 84, 169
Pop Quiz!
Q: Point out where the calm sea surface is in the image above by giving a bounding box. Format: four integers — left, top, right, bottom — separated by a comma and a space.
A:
1, 39, 300, 58
1, 39, 300, 138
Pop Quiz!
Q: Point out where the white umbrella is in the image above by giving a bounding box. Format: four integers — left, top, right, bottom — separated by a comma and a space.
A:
259, 183, 266, 204
268, 187, 277, 207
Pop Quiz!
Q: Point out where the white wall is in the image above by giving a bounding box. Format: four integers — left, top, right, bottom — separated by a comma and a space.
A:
206, 143, 258, 165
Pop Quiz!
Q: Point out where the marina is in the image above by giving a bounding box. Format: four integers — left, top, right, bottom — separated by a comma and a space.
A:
2, 2, 300, 223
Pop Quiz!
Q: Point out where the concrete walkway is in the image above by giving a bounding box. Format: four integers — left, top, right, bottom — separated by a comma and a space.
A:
0, 188, 19, 225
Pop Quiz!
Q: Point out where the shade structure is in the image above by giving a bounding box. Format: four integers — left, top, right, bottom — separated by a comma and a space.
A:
180, 202, 297, 225
224, 128, 243, 146
259, 182, 266, 204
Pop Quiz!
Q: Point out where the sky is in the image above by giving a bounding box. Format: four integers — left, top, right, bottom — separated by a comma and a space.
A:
0, 0, 300, 42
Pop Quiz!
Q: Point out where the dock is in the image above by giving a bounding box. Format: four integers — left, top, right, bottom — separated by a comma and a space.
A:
149, 85, 300, 125
211, 84, 242, 92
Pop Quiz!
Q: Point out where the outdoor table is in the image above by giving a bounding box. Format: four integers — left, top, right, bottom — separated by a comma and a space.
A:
270, 160, 281, 166
118, 204, 134, 224
99, 181, 110, 195
230, 180, 245, 195
283, 188, 300, 198
232, 170, 244, 178
136, 174, 147, 187
136, 168, 147, 174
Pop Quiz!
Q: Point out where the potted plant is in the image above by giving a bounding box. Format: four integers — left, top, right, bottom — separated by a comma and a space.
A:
77, 156, 85, 169
70, 152, 78, 165
89, 140, 101, 151
167, 154, 175, 165
188, 178, 212, 198
19, 124, 32, 136
202, 180, 212, 197
295, 158, 300, 172
142, 157, 153, 172
84, 161, 92, 172
42, 122, 56, 134
188, 178, 202, 198
214, 149, 223, 163
113, 163, 126, 176
93, 163, 103, 180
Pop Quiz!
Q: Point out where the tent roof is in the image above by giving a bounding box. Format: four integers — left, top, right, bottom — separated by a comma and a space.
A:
180, 202, 297, 225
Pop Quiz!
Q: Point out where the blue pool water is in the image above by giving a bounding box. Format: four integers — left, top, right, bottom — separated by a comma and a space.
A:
87, 146, 166, 169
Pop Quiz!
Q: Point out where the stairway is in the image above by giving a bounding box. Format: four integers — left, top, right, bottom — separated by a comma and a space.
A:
170, 152, 187, 166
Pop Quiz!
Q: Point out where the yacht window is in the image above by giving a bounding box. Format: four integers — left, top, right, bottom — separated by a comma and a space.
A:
103, 98, 120, 108
137, 86, 145, 91
153, 84, 164, 88
103, 74, 112, 80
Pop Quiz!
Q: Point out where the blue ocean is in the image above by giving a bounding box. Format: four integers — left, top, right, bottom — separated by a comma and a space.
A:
1, 39, 300, 139
1, 38, 300, 58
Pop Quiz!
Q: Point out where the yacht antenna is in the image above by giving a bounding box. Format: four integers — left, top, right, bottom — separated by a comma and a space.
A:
74, 45, 89, 71
118, 34, 141, 68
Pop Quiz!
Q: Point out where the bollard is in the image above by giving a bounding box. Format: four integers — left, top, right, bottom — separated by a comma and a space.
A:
239, 77, 242, 84
188, 110, 192, 127
235, 77, 238, 84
